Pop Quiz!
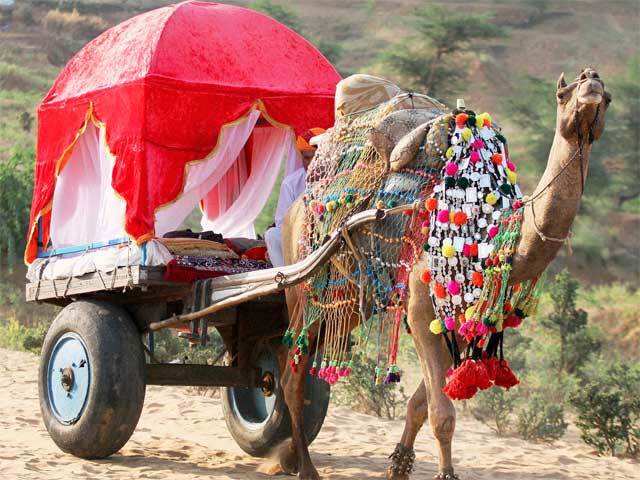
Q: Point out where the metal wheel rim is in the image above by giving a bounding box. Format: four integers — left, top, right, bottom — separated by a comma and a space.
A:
228, 347, 278, 431
46, 332, 91, 425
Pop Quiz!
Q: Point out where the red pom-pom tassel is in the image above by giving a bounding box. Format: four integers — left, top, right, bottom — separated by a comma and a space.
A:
494, 360, 519, 389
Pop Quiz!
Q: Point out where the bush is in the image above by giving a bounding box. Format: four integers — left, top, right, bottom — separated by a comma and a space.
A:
12, 3, 35, 26
470, 387, 517, 436
45, 34, 83, 67
0, 146, 34, 265
540, 270, 601, 374
42, 9, 107, 41
516, 393, 568, 441
153, 328, 225, 365
0, 62, 37, 91
332, 352, 408, 419
0, 318, 47, 354
570, 359, 640, 457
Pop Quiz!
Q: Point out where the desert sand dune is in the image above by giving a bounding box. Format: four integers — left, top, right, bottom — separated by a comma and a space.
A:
0, 348, 638, 479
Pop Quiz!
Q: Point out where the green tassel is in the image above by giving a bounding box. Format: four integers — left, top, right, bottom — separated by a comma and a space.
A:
295, 327, 309, 355
282, 328, 294, 348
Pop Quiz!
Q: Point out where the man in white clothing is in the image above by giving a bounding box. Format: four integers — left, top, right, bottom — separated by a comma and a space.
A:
265, 128, 324, 266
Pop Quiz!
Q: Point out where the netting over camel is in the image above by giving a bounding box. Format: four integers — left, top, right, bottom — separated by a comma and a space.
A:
276, 68, 610, 480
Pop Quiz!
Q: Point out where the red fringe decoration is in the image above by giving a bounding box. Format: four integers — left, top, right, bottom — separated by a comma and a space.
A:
443, 359, 494, 400
473, 359, 492, 390
494, 360, 519, 389
483, 357, 499, 382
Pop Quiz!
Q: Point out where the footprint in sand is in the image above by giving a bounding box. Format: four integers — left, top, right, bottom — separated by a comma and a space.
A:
15, 416, 40, 426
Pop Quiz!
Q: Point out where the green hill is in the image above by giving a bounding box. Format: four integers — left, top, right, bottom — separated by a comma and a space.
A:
0, 0, 638, 285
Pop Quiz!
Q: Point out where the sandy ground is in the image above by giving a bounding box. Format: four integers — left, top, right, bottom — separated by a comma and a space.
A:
0, 348, 638, 480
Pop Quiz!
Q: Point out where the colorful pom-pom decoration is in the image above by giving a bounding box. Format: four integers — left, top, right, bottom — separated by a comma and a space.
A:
429, 319, 443, 334
444, 316, 456, 331
446, 146, 455, 159
455, 112, 468, 128
485, 192, 498, 205
453, 211, 468, 226
434, 282, 447, 299
464, 305, 476, 320
442, 244, 456, 258
447, 280, 461, 295
437, 210, 450, 223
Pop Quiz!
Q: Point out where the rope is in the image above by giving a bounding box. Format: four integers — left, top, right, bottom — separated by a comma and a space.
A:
528, 201, 572, 243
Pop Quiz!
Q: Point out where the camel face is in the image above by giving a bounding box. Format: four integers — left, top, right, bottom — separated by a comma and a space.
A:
556, 68, 611, 142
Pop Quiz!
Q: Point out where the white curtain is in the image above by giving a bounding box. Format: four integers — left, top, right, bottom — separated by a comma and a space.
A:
201, 125, 298, 238
48, 108, 295, 248
50, 122, 127, 249
155, 110, 261, 235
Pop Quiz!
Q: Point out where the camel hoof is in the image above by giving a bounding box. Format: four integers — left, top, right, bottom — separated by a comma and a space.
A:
386, 466, 410, 479
298, 468, 321, 480
275, 442, 298, 475
434, 472, 460, 480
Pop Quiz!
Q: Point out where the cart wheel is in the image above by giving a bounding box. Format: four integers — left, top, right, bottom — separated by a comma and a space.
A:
38, 300, 145, 459
221, 343, 330, 457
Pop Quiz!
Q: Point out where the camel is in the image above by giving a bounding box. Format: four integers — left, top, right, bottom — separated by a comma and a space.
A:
276, 67, 611, 480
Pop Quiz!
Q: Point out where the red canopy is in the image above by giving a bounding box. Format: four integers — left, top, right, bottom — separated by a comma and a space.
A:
26, 1, 340, 263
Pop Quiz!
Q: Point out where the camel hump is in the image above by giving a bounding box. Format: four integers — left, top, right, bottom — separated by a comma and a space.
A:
370, 108, 444, 165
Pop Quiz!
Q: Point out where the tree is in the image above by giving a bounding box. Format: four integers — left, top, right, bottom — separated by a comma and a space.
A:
0, 146, 34, 269
249, 0, 303, 33
539, 270, 600, 374
249, 0, 342, 65
598, 56, 640, 206
381, 6, 505, 97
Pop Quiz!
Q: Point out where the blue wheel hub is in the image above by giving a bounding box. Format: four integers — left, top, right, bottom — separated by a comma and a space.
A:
47, 333, 91, 425
229, 348, 277, 430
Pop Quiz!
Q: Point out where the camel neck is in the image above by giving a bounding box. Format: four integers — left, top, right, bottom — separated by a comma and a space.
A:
509, 131, 590, 283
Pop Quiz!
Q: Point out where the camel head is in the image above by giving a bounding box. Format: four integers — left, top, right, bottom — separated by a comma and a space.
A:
555, 67, 611, 143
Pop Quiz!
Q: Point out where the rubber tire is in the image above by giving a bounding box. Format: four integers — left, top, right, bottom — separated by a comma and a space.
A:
221, 345, 330, 457
38, 300, 146, 459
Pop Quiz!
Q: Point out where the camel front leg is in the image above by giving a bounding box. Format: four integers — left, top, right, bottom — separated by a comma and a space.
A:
408, 269, 458, 479
387, 381, 428, 480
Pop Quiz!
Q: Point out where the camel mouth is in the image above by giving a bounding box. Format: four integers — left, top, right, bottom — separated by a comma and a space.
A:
578, 81, 604, 105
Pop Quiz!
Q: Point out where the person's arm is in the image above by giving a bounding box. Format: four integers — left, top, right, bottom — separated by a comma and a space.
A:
274, 176, 296, 227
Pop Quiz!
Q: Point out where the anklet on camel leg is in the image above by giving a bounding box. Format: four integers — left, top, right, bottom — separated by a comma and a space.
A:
434, 472, 460, 480
388, 443, 416, 476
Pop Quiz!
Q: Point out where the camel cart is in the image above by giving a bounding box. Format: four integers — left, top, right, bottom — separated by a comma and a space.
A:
23, 1, 353, 459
